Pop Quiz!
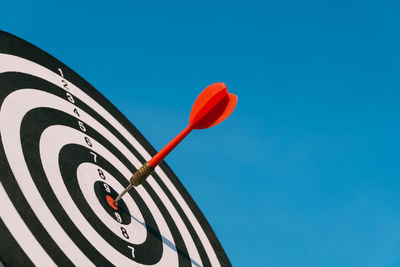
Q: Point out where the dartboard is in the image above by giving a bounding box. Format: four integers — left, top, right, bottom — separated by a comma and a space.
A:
0, 31, 230, 267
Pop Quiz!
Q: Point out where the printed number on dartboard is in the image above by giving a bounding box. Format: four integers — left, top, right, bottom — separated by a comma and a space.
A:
103, 183, 111, 193
85, 136, 92, 147
121, 227, 129, 239
98, 169, 106, 180
58, 67, 133, 253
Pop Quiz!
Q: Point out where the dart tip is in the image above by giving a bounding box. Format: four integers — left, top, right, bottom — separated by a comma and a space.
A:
114, 195, 122, 203
115, 183, 133, 203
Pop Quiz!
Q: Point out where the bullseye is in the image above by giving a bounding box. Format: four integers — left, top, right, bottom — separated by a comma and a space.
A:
106, 195, 118, 210
94, 181, 131, 225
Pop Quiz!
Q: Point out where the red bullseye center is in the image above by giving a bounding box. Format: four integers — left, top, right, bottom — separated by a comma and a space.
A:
106, 195, 118, 210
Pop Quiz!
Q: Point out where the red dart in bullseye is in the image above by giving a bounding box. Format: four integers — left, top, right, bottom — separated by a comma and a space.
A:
115, 82, 237, 202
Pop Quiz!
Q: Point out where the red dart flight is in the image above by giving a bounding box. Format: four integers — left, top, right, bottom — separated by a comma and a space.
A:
115, 83, 237, 202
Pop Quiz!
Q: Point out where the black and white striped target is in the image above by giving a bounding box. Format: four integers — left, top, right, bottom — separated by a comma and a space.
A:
0, 31, 230, 267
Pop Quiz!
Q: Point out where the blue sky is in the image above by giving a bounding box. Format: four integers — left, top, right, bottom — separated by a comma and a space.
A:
2, 0, 400, 266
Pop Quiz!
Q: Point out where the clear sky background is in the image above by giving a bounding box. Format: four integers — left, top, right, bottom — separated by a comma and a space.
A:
2, 0, 400, 266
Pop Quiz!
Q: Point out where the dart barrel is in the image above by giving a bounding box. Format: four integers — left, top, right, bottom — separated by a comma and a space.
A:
130, 162, 154, 186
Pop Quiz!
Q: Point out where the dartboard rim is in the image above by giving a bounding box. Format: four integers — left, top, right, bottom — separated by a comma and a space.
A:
0, 30, 230, 266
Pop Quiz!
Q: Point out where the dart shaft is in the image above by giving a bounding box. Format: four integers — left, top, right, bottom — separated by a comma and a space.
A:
122, 125, 191, 189
115, 127, 192, 202
148, 125, 192, 167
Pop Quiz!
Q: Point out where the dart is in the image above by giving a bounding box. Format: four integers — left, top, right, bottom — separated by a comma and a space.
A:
115, 82, 237, 202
